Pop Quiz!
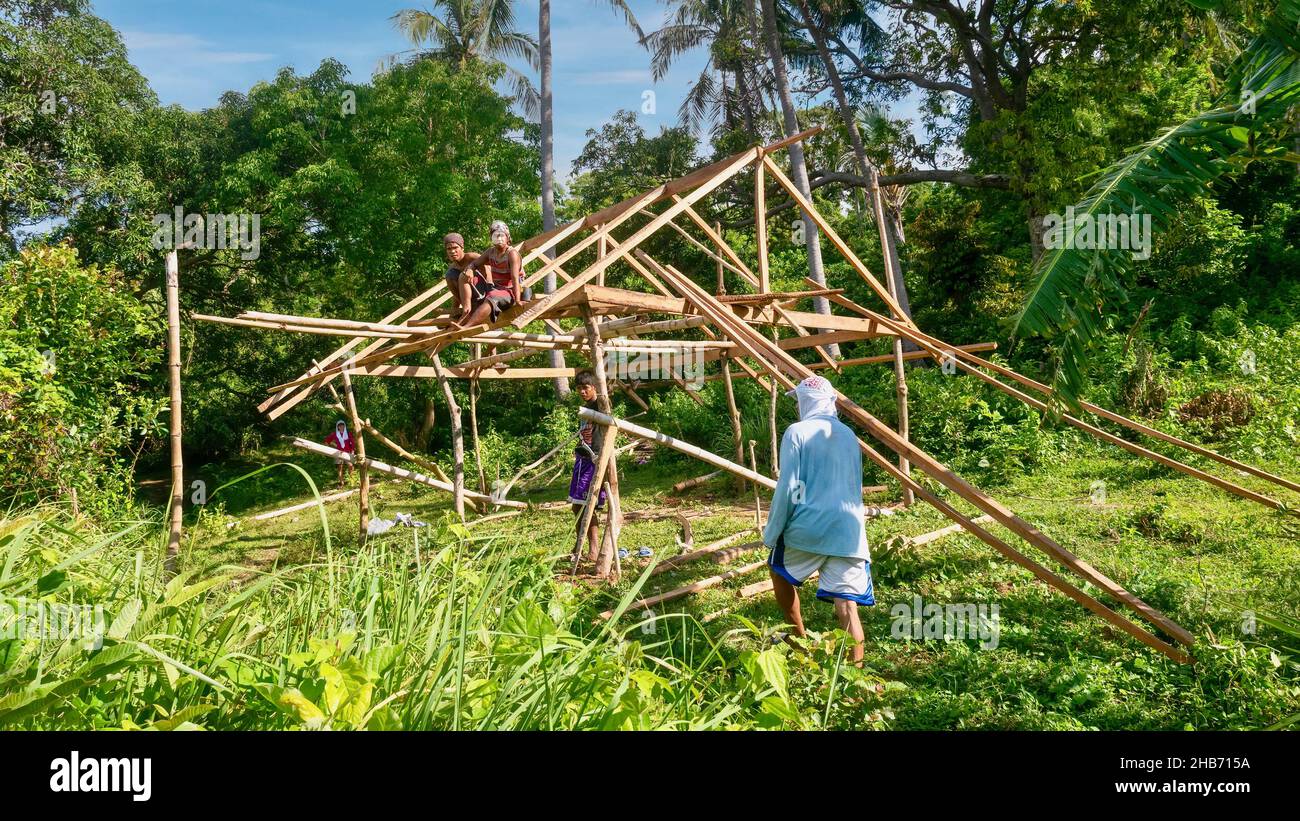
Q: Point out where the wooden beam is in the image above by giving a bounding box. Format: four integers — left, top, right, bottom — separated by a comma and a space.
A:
511, 147, 761, 329
290, 438, 525, 508
651, 254, 1194, 660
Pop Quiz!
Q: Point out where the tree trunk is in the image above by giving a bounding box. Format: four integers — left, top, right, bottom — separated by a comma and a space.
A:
164, 250, 183, 575
760, 0, 837, 357
539, 0, 570, 400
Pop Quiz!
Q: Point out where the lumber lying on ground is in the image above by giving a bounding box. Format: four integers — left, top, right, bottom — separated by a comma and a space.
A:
599, 559, 768, 620
291, 438, 526, 509
907, 515, 996, 547
652, 531, 759, 576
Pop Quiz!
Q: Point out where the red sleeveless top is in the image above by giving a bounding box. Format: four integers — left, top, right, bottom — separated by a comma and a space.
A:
483, 251, 514, 290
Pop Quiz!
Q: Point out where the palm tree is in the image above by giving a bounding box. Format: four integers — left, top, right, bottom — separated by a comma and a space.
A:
391, 0, 541, 116
539, 0, 642, 398
642, 0, 774, 134
759, 0, 835, 346
1015, 0, 1300, 409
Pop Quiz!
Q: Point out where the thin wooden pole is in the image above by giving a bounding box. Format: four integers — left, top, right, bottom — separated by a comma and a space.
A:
748, 440, 762, 529
339, 364, 370, 544
165, 250, 183, 574
715, 220, 725, 295
754, 157, 770, 293
469, 344, 487, 496
721, 355, 746, 493
581, 306, 623, 580
571, 424, 617, 575
430, 353, 465, 520
869, 167, 914, 506
768, 328, 779, 472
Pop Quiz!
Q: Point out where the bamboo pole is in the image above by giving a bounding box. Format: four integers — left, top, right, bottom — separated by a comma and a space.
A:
339, 364, 370, 544
599, 560, 768, 620
748, 440, 763, 529
652, 531, 757, 575
291, 438, 525, 508
673, 470, 722, 493
715, 220, 726, 294
721, 355, 746, 492
579, 408, 774, 489
582, 306, 624, 579
469, 345, 487, 496
572, 426, 617, 574
429, 353, 465, 520
647, 255, 1193, 660
165, 250, 183, 573
754, 158, 770, 293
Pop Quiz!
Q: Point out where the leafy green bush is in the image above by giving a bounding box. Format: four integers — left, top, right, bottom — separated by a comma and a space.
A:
0, 244, 162, 512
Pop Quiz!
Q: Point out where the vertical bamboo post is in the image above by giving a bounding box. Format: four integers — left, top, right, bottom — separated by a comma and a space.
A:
430, 353, 466, 520
721, 354, 746, 493
581, 307, 623, 580
768, 328, 779, 473
868, 167, 914, 505
714, 220, 726, 295
164, 250, 183, 573
340, 363, 370, 543
754, 156, 770, 293
597, 233, 607, 287
571, 424, 616, 575
469, 343, 487, 496
748, 440, 763, 529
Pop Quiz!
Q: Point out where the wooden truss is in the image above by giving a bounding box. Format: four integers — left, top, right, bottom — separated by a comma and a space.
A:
195, 129, 1300, 664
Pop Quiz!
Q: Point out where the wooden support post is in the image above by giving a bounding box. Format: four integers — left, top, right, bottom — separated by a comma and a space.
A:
430, 353, 465, 520
754, 157, 770, 293
164, 250, 183, 573
469, 344, 487, 496
721, 354, 746, 493
768, 329, 779, 473
868, 169, 914, 506
572, 425, 617, 575
748, 440, 762, 529
339, 363, 370, 543
582, 306, 623, 579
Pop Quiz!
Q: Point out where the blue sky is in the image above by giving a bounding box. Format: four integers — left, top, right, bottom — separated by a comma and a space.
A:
95, 0, 711, 181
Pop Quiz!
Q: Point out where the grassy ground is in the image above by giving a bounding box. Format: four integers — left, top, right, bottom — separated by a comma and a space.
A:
165, 435, 1300, 731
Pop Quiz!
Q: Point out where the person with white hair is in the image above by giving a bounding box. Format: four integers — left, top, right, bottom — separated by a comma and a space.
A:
458, 220, 522, 327
763, 375, 874, 665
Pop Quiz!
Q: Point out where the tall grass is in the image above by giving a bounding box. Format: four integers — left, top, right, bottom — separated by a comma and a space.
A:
0, 470, 805, 730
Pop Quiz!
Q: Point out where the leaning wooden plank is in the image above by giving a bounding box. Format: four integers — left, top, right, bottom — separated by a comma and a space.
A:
761, 154, 912, 323
599, 560, 769, 620
195, 314, 410, 339
519, 127, 822, 257
651, 256, 1195, 658
580, 408, 774, 490
866, 307, 1300, 500
260, 283, 444, 411
670, 197, 760, 288
252, 486, 370, 521
290, 438, 526, 508
512, 147, 761, 329
864, 310, 1293, 511
238, 311, 441, 336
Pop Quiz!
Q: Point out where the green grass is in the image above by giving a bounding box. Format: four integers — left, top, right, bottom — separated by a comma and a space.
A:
1, 434, 1297, 730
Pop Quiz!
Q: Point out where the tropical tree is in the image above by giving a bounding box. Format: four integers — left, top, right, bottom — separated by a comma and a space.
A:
642, 0, 775, 134
759, 0, 836, 342
391, 0, 540, 116
1015, 0, 1300, 407
539, 0, 641, 398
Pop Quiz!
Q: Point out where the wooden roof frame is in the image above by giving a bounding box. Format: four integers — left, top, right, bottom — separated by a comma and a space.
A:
192, 128, 1300, 664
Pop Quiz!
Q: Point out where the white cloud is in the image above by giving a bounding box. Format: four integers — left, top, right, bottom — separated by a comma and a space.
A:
121, 30, 273, 65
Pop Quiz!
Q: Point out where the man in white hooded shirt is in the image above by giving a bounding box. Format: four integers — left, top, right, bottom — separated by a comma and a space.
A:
763, 375, 873, 664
